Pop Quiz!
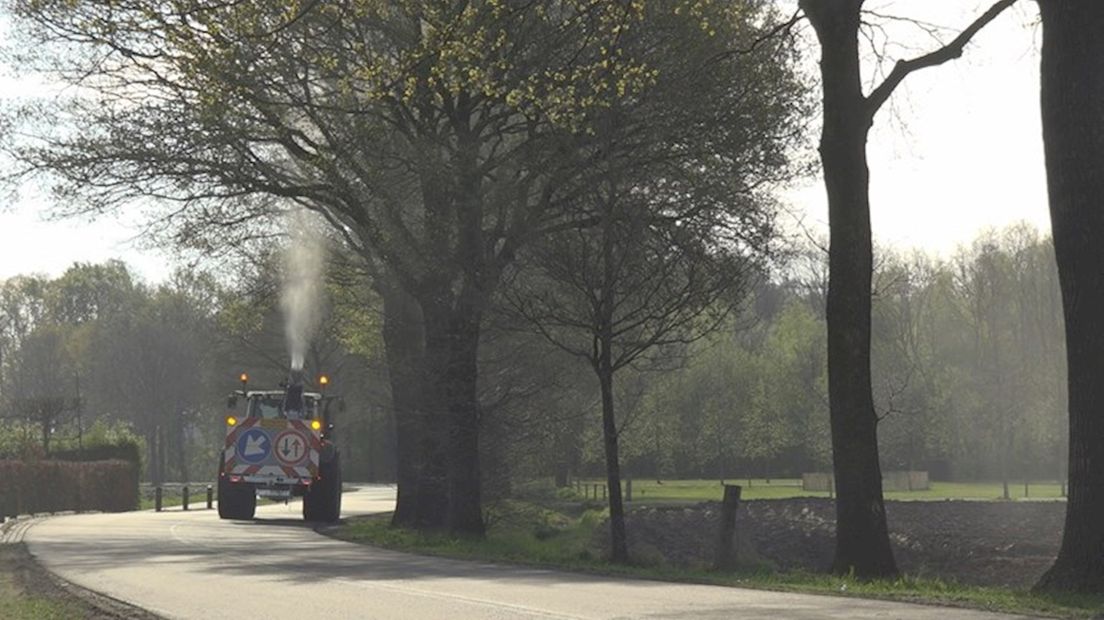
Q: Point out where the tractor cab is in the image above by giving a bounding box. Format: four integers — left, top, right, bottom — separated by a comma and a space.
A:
243, 391, 322, 420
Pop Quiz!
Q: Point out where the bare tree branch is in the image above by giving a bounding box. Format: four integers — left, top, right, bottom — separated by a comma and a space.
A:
865, 0, 1019, 117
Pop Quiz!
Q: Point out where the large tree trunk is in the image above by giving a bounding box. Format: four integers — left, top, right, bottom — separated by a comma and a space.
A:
421, 299, 486, 537
380, 279, 442, 528
444, 315, 485, 537
1035, 1, 1104, 593
801, 1, 898, 579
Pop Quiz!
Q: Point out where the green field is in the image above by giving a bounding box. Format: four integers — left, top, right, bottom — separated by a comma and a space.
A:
571, 478, 1067, 503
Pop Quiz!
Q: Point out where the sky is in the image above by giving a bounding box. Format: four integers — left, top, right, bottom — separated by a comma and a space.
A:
783, 0, 1046, 257
0, 1, 1046, 284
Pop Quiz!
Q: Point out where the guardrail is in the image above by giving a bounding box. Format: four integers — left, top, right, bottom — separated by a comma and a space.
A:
149, 484, 214, 512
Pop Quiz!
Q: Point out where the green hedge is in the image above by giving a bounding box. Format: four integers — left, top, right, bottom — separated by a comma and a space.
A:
50, 443, 141, 498
51, 443, 141, 468
0, 459, 139, 517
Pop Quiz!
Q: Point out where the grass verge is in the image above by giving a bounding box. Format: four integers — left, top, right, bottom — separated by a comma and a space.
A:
0, 543, 109, 619
330, 502, 1104, 619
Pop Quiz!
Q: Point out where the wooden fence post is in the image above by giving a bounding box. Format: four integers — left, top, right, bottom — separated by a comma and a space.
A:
713, 484, 742, 570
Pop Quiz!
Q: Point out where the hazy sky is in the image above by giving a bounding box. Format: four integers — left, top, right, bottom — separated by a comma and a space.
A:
0, 1, 1045, 283
785, 0, 1046, 255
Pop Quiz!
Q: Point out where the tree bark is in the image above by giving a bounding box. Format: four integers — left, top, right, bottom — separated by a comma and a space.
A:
421, 299, 486, 537
1035, 0, 1104, 593
598, 344, 629, 563
444, 315, 485, 537
801, 1, 898, 579
380, 279, 441, 528
596, 178, 628, 564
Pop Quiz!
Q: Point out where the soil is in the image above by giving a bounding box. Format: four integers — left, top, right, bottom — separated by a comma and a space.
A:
621, 498, 1065, 588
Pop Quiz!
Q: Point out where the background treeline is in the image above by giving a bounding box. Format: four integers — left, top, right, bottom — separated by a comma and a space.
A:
0, 222, 1065, 493
595, 223, 1066, 490
0, 257, 397, 484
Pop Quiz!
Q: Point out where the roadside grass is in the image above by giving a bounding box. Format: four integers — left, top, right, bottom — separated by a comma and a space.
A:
0, 544, 92, 620
576, 479, 1067, 503
331, 503, 604, 568
332, 502, 1103, 619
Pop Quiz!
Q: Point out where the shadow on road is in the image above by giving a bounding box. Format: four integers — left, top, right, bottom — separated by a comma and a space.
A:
28, 515, 630, 591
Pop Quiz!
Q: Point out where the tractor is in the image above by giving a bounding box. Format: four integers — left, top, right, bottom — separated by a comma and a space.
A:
218, 371, 342, 522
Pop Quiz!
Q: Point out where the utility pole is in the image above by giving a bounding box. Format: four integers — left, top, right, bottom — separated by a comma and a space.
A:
75, 369, 83, 453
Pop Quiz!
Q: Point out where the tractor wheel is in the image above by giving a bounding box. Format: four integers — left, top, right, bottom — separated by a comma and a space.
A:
303, 453, 342, 523
218, 475, 256, 520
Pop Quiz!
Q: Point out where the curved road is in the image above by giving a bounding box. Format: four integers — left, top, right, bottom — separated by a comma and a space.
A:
23, 486, 1033, 619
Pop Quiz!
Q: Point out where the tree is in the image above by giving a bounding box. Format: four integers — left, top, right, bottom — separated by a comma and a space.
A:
509, 200, 760, 562
46, 261, 136, 325
797, 0, 1017, 578
84, 280, 212, 483
497, 0, 803, 561
1034, 1, 1104, 594
4, 0, 705, 536
4, 325, 75, 454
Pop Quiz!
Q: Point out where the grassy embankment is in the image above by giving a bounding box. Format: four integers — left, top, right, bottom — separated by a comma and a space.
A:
332, 481, 1100, 619
0, 544, 96, 619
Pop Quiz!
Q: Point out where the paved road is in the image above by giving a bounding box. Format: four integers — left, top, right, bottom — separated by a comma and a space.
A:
23, 486, 1035, 619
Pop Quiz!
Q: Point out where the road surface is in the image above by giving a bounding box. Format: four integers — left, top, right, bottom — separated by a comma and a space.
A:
22, 485, 1034, 619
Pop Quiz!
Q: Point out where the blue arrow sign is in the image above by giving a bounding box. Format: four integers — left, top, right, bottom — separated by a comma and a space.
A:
236, 428, 271, 464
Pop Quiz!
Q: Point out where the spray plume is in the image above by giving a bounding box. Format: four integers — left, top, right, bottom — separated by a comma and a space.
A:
280, 209, 326, 371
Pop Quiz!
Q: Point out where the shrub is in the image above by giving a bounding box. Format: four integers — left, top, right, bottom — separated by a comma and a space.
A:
0, 459, 138, 517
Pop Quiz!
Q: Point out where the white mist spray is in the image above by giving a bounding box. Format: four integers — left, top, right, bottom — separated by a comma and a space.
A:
280, 209, 326, 371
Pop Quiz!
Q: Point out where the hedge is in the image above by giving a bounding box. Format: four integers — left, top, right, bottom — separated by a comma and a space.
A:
0, 459, 139, 517
51, 442, 141, 468
51, 443, 141, 499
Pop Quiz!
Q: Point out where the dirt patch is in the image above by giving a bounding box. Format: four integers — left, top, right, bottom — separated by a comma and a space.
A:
1, 543, 161, 619
621, 498, 1065, 588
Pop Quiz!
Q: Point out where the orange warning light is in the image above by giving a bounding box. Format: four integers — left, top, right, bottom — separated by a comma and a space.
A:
318, 375, 330, 387
310, 419, 322, 431
226, 416, 238, 427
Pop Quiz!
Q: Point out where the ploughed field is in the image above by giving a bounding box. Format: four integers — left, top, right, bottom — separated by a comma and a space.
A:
624, 498, 1063, 588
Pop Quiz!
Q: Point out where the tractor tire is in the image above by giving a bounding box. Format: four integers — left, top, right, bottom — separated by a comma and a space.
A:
218, 475, 256, 520
303, 452, 342, 523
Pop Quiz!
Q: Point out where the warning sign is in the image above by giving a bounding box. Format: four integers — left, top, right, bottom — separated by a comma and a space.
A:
274, 429, 309, 466
236, 428, 271, 465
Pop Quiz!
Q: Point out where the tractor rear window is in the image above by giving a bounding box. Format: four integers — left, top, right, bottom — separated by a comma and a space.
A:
246, 396, 319, 419
248, 397, 284, 419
